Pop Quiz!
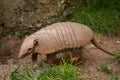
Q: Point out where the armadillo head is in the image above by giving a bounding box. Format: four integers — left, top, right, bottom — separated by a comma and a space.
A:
18, 36, 38, 59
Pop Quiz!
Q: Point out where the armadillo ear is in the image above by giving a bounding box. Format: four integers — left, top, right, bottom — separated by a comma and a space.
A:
34, 39, 38, 46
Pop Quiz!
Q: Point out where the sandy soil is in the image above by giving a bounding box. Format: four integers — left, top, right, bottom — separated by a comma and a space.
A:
0, 35, 120, 80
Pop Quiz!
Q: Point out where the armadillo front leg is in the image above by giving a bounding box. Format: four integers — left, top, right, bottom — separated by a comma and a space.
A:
32, 53, 38, 62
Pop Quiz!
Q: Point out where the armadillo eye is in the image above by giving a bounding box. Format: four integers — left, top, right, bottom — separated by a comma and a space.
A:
28, 48, 32, 52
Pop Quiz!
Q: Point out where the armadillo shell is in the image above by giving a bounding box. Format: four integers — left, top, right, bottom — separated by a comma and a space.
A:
34, 22, 94, 54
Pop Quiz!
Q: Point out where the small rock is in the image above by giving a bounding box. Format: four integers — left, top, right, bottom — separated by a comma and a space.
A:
28, 24, 33, 28
39, 0, 49, 4
36, 23, 43, 28
117, 40, 120, 43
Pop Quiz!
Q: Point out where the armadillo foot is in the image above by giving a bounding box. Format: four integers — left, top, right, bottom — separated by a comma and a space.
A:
68, 48, 83, 64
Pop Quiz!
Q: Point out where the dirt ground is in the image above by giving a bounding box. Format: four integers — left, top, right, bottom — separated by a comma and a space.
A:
0, 35, 120, 80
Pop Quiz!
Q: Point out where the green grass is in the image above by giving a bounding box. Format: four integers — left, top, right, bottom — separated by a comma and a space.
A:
115, 51, 120, 63
15, 31, 21, 36
65, 0, 120, 36
109, 75, 119, 80
97, 65, 120, 80
1, 42, 9, 49
10, 61, 84, 80
97, 65, 113, 74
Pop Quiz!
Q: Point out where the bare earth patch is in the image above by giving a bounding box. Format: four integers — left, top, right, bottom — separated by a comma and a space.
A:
0, 36, 120, 80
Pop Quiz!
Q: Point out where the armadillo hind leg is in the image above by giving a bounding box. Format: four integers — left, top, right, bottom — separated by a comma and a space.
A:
32, 53, 38, 62
46, 51, 73, 65
46, 48, 83, 65
70, 47, 83, 64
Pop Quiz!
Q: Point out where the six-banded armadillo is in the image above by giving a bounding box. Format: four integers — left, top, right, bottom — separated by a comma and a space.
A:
18, 22, 114, 63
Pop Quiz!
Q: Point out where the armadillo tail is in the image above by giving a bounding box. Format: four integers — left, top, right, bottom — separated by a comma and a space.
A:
91, 38, 114, 56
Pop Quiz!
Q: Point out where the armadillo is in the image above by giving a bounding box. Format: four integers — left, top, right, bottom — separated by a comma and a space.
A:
18, 22, 114, 63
